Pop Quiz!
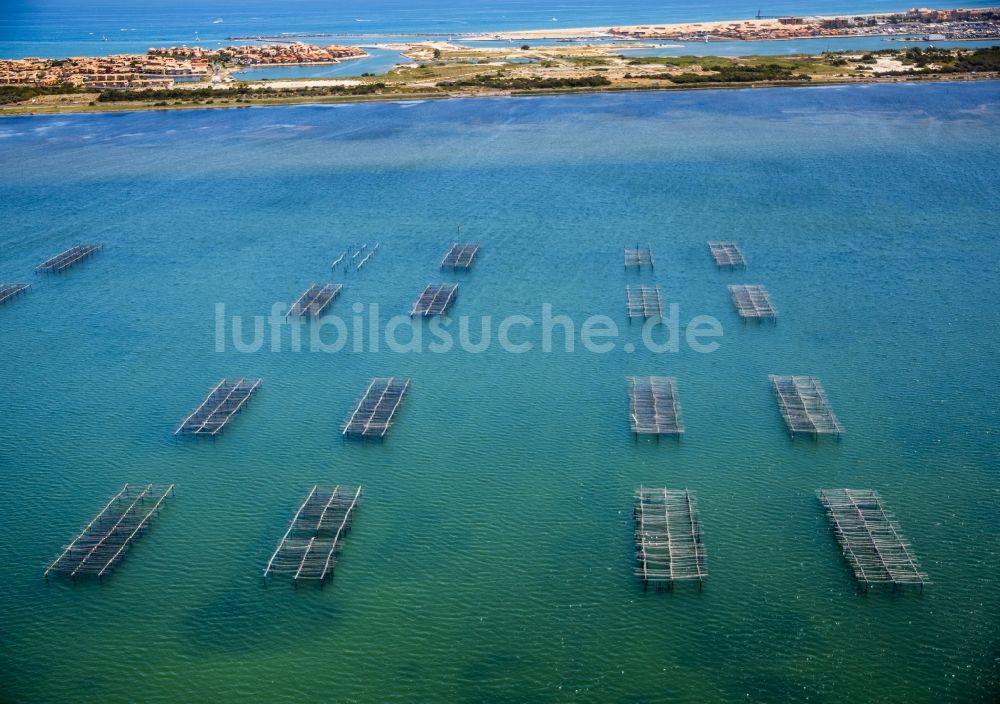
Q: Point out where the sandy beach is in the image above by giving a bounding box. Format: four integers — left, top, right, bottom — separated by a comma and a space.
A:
461, 9, 993, 41
462, 16, 825, 41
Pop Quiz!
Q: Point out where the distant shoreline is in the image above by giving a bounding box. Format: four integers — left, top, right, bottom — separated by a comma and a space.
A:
219, 6, 997, 42
2, 3, 998, 62
3, 16, 996, 113
382, 7, 1000, 42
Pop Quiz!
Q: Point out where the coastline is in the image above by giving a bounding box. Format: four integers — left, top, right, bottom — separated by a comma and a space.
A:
454, 8, 999, 41
2, 72, 995, 118
2, 8, 997, 115
3, 4, 997, 61
3, 71, 998, 704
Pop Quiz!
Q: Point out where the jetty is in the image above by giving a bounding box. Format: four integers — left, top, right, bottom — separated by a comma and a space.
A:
264, 485, 362, 584
411, 283, 458, 317
770, 375, 842, 438
634, 487, 706, 590
36, 244, 102, 272
288, 283, 342, 317
626, 285, 664, 319
343, 377, 410, 439
44, 484, 174, 581
624, 243, 655, 269
728, 284, 776, 320
0, 283, 31, 305
441, 243, 480, 269
707, 241, 746, 268
818, 489, 928, 591
175, 378, 261, 436
628, 376, 684, 436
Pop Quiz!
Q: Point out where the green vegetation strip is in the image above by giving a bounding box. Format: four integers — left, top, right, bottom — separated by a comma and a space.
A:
96, 83, 387, 103
440, 75, 611, 90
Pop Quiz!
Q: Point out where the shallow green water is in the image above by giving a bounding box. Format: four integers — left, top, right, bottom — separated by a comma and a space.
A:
1, 83, 998, 703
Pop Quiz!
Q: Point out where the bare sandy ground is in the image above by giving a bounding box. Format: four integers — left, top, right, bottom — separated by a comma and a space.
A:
870, 56, 909, 73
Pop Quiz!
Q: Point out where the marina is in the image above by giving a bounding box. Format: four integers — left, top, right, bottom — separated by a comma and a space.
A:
342, 377, 411, 439
264, 485, 363, 584
44, 484, 175, 581
818, 489, 928, 591
634, 487, 707, 590
35, 244, 102, 272
628, 376, 684, 436
175, 378, 262, 436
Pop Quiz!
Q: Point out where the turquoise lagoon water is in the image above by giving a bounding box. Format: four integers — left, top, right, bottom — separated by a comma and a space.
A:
0, 82, 999, 702
231, 48, 407, 81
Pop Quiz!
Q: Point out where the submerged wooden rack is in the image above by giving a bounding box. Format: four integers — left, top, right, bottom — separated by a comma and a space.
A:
264, 485, 362, 583
332, 243, 381, 271
355, 243, 380, 271
441, 243, 480, 269
818, 489, 928, 591
626, 284, 663, 319
770, 375, 842, 437
289, 283, 343, 317
0, 283, 31, 305
45, 484, 174, 581
624, 243, 655, 269
36, 244, 102, 272
635, 487, 706, 590
728, 284, 776, 320
707, 241, 746, 268
628, 376, 684, 436
411, 283, 458, 317
175, 378, 262, 436
342, 377, 411, 439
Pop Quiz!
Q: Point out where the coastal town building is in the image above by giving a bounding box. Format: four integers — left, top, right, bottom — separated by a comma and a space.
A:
147, 42, 364, 64
0, 54, 207, 89
0, 43, 364, 89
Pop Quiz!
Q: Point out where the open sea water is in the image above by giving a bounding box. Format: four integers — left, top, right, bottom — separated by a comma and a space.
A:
2, 0, 999, 58
0, 81, 999, 702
